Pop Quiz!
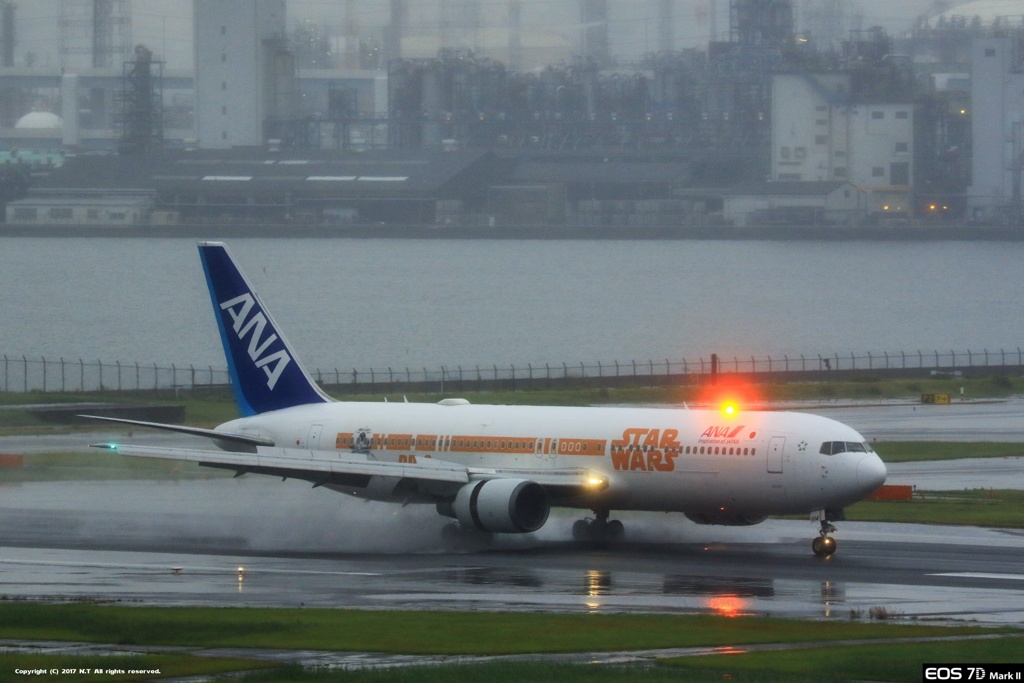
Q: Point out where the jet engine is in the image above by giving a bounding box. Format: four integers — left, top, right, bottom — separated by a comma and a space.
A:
449, 479, 550, 533
684, 512, 767, 526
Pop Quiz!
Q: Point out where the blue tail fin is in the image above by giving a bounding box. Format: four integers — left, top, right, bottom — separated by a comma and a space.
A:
198, 241, 331, 416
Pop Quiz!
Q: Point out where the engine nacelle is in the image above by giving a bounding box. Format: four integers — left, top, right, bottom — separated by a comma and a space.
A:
450, 479, 550, 533
684, 512, 767, 526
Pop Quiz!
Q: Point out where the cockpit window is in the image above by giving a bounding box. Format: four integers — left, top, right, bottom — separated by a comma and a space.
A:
819, 441, 871, 455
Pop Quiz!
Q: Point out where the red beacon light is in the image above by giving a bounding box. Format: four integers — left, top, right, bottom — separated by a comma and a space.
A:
721, 401, 740, 417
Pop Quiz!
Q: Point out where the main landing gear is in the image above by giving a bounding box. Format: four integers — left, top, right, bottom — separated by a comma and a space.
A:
812, 519, 838, 557
572, 509, 625, 543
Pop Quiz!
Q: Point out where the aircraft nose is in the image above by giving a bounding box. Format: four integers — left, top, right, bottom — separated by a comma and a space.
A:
857, 455, 887, 492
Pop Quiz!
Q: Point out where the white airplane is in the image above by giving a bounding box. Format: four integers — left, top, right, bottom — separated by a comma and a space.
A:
89, 242, 886, 556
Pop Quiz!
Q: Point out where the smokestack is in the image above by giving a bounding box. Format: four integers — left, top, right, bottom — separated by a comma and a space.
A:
658, 0, 673, 52
1, 1, 14, 68
387, 0, 406, 62
508, 0, 522, 69
343, 0, 358, 68
580, 0, 608, 65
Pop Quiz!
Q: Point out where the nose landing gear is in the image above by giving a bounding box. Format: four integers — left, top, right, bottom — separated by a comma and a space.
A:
812, 519, 838, 557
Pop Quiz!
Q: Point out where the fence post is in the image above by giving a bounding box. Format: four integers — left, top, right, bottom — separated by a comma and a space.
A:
153, 362, 158, 390
172, 363, 177, 389
209, 365, 214, 386
867, 351, 872, 370
2, 355, 6, 392
597, 361, 602, 378
581, 361, 585, 378
81, 359, 85, 391
42, 356, 47, 392
60, 357, 66, 392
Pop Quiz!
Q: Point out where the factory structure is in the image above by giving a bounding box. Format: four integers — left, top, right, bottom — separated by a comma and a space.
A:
1, 1, 1023, 232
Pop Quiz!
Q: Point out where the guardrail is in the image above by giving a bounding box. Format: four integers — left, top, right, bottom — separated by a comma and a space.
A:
3, 349, 1022, 394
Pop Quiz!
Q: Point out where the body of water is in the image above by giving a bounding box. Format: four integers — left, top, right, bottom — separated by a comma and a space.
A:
1, 237, 1021, 373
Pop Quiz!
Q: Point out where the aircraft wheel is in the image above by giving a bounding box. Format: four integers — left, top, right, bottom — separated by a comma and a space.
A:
812, 536, 825, 556
572, 519, 591, 542
822, 536, 837, 556
606, 519, 625, 541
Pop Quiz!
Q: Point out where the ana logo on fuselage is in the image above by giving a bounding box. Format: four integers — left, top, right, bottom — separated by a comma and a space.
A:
219, 293, 291, 390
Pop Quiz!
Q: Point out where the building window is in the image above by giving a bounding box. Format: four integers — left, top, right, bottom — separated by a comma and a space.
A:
778, 173, 802, 180
834, 167, 847, 178
222, 106, 227, 115
815, 135, 828, 145
222, 131, 228, 140
872, 167, 885, 177
834, 150, 846, 158
871, 111, 884, 119
895, 111, 909, 119
221, 26, 226, 35
815, 105, 827, 112
780, 146, 790, 159
985, 48, 996, 57
221, 53, 227, 63
891, 162, 910, 185
794, 146, 807, 159
49, 207, 73, 219
895, 142, 909, 153
13, 207, 37, 220
221, 81, 227, 91
87, 209, 100, 220
816, 119, 827, 126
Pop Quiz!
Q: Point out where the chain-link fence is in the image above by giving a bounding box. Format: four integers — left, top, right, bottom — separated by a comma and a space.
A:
4, 349, 1021, 394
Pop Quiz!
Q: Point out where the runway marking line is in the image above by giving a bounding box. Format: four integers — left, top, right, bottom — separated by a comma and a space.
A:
930, 572, 1024, 581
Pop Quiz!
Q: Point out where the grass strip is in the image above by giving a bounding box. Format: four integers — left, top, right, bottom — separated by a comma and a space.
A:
0, 605, 1013, 655
873, 441, 1024, 462
0, 653, 271, 683
237, 661, 823, 683
845, 489, 1024, 527
660, 635, 1024, 683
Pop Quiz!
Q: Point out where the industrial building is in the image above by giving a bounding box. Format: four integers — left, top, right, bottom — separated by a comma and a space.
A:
2, 1, 1024, 231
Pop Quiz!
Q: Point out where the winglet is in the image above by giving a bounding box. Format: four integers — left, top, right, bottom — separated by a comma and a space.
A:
198, 241, 331, 416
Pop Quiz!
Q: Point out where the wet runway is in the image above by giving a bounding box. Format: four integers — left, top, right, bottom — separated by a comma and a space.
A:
0, 399, 1022, 626
1, 478, 1024, 625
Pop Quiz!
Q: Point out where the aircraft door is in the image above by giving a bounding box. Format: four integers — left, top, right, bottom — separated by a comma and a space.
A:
307, 424, 324, 451
767, 436, 785, 473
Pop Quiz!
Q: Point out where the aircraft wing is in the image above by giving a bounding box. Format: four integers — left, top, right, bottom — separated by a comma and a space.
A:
90, 442, 602, 491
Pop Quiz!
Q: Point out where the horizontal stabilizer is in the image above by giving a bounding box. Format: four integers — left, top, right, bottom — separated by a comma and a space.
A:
80, 414, 275, 448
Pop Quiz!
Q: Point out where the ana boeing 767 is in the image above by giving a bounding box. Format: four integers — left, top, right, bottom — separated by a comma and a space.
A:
88, 242, 886, 556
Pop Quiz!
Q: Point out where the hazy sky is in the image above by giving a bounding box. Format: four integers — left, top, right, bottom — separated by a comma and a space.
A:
6, 0, 945, 72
